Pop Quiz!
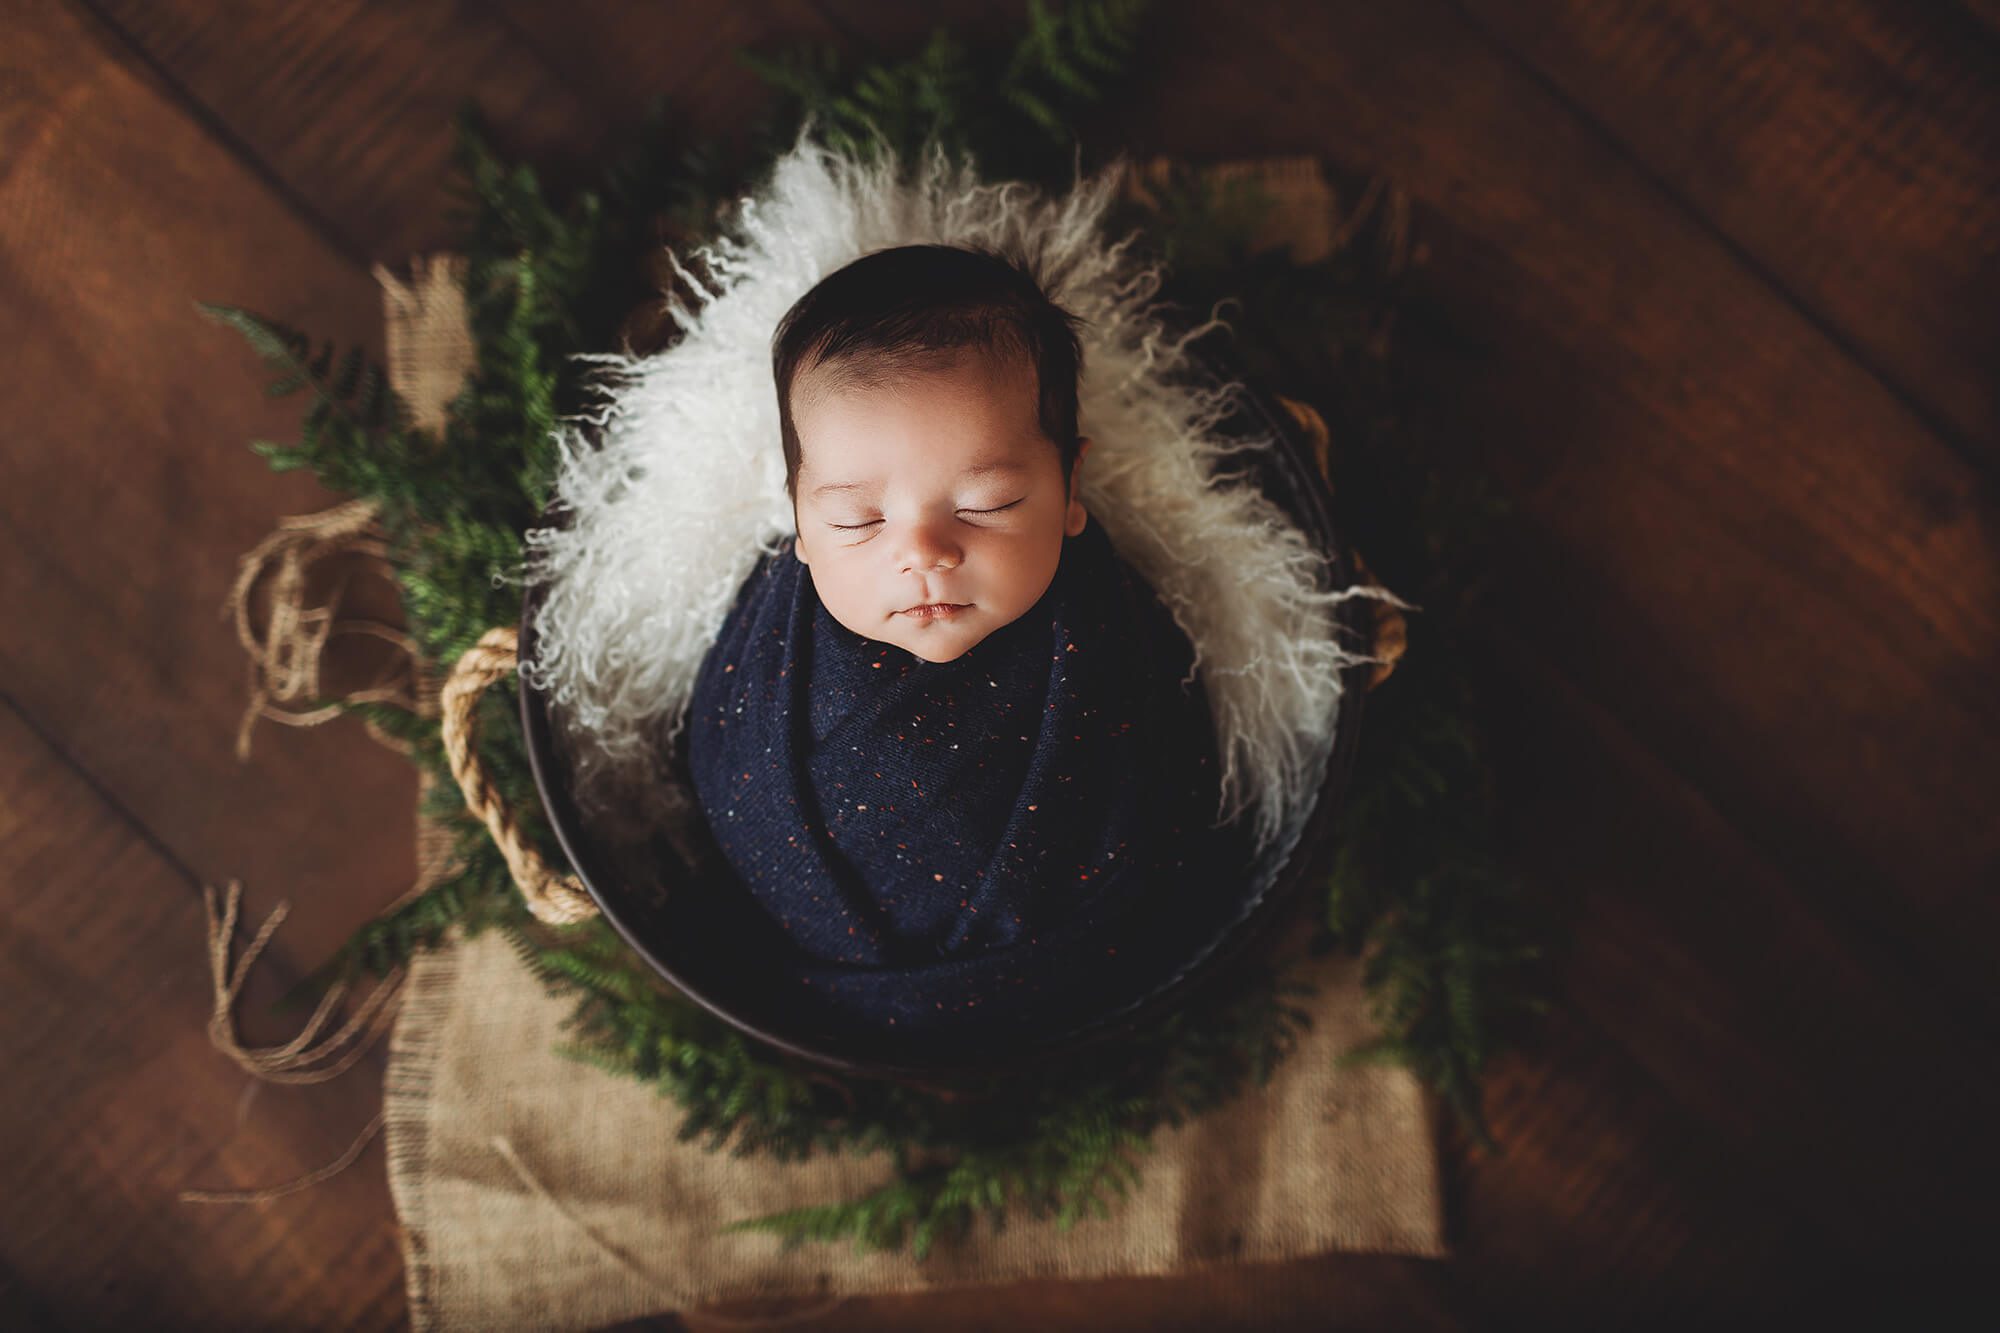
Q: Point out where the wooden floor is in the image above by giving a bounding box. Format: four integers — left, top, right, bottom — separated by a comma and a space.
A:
3, 1, 1994, 1327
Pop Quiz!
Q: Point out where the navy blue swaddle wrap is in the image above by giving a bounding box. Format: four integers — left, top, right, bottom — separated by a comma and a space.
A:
686, 516, 1255, 1044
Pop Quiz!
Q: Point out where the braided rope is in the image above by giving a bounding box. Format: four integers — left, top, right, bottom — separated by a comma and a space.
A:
1276, 396, 1407, 691
440, 627, 598, 924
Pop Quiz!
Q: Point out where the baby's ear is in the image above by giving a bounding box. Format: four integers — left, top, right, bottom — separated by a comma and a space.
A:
1063, 438, 1092, 537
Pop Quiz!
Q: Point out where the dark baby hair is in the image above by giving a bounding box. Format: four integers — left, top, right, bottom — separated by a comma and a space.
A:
771, 244, 1086, 508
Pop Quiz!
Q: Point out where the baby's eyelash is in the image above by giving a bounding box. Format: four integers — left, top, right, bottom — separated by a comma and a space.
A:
830, 500, 1021, 532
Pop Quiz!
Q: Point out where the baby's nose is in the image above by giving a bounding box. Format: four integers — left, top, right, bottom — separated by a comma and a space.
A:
903, 549, 960, 573
896, 525, 962, 573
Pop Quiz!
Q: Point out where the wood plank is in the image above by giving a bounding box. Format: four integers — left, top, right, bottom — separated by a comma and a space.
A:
0, 699, 405, 1328
1452, 0, 2000, 464
1950, 0, 2000, 48
1474, 618, 1994, 1289
1452, 1008, 1820, 1325
1062, 0, 2000, 1021
79, 0, 610, 262
0, 1, 420, 983
494, 0, 840, 144
676, 1253, 1471, 1331
1960, 3, 2000, 41
1459, 998, 1969, 1324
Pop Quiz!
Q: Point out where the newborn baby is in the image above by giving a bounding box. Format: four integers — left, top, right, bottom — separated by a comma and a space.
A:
687, 245, 1251, 1039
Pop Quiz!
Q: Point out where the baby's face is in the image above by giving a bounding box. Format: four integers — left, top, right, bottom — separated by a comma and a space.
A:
791, 349, 1089, 663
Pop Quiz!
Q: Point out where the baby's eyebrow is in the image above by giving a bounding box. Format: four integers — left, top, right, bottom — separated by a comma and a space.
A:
809, 460, 1029, 500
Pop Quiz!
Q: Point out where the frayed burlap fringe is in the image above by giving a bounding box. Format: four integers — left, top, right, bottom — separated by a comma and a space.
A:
180, 1111, 388, 1206
223, 496, 429, 762
178, 876, 402, 1206
382, 921, 458, 1327
197, 878, 406, 1087
176, 766, 462, 1204
183, 494, 462, 1203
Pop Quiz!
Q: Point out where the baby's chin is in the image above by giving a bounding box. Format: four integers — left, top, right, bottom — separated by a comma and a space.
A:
899, 636, 979, 664
814, 583, 998, 661
850, 615, 991, 664
879, 621, 987, 663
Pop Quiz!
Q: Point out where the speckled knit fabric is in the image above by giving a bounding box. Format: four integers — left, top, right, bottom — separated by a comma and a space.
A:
686, 515, 1255, 1040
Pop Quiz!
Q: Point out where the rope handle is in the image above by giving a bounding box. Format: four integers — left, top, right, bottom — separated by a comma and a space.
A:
1276, 395, 1407, 691
441, 626, 599, 924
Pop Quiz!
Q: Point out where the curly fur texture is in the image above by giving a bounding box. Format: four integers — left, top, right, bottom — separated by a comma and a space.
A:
517, 133, 1406, 858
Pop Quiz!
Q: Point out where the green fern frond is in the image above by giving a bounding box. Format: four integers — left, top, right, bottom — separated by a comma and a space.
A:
197, 303, 413, 486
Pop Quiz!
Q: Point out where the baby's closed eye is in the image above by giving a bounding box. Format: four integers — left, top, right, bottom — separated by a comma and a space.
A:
829, 499, 1023, 531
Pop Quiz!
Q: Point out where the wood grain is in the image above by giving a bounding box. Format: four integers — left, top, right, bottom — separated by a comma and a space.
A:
1472, 618, 1993, 1299
0, 699, 406, 1327
1081, 0, 2000, 1021
495, 0, 841, 143
0, 0, 419, 986
1451, 0, 2000, 465
672, 1252, 1473, 1332
78, 0, 611, 262
3, 0, 1993, 1326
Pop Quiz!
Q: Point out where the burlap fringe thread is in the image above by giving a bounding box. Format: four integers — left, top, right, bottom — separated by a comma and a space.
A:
183, 499, 457, 1203
223, 496, 428, 763
183, 491, 605, 1203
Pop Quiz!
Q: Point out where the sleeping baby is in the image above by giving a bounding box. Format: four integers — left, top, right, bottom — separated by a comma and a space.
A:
686, 245, 1252, 1038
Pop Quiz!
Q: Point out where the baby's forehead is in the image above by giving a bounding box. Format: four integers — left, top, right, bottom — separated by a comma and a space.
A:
795, 339, 1033, 406
794, 355, 1045, 466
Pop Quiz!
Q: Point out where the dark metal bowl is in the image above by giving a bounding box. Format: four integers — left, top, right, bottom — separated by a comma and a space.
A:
520, 363, 1377, 1084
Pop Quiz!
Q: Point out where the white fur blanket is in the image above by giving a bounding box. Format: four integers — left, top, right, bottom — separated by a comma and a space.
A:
516, 134, 1402, 859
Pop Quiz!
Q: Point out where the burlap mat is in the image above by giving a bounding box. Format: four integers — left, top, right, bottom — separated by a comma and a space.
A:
375, 158, 1445, 1331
